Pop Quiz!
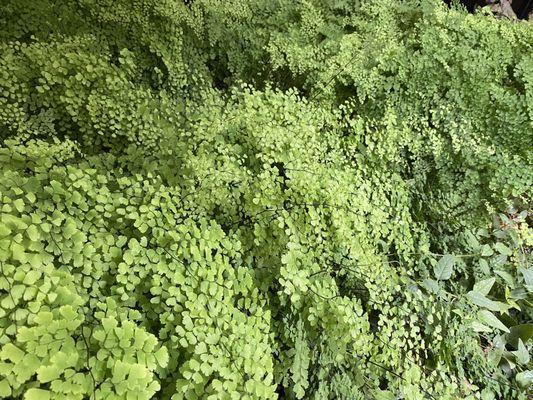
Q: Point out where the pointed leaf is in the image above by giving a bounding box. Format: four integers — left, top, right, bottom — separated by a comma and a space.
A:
514, 339, 530, 365
434, 254, 455, 281
478, 310, 509, 333
467, 291, 511, 312
473, 278, 495, 296
495, 242, 512, 256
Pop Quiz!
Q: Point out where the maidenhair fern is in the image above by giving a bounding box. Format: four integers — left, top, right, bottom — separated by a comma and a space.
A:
0, 0, 531, 399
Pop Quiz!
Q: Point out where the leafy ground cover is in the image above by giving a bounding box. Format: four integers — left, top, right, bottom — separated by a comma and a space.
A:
0, 0, 532, 399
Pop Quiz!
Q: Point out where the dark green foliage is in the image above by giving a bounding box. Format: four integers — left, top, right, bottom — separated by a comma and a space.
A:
0, 0, 531, 399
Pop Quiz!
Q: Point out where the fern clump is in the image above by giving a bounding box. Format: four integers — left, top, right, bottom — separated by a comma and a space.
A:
0, 0, 531, 399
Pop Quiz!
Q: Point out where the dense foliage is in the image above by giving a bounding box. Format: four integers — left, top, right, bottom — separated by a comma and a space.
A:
0, 0, 532, 399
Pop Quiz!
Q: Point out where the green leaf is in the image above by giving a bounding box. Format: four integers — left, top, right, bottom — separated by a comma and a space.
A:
11, 242, 26, 262
467, 291, 511, 312
514, 339, 530, 365
516, 370, 533, 388
465, 231, 480, 250
25, 388, 51, 400
520, 267, 533, 290
507, 324, 533, 348
37, 365, 61, 383
62, 221, 77, 239
495, 270, 515, 287
422, 279, 440, 294
13, 199, 25, 213
25, 192, 36, 203
472, 321, 491, 333
374, 390, 395, 400
154, 346, 169, 368
59, 305, 78, 321
128, 364, 147, 381
102, 317, 118, 332
34, 311, 54, 325
23, 269, 42, 285
112, 360, 129, 382
433, 254, 455, 281
1, 343, 24, 363
473, 277, 495, 296
0, 379, 11, 397
0, 224, 11, 238
481, 245, 493, 257
26, 225, 40, 242
478, 310, 509, 333
478, 258, 490, 274
494, 242, 511, 256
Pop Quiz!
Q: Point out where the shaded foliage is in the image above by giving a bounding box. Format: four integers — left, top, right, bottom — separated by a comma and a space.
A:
0, 0, 531, 399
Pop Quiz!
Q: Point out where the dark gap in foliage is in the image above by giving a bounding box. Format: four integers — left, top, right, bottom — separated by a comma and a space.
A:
368, 309, 381, 334
444, 0, 491, 13
504, 64, 526, 95
271, 161, 289, 192
343, 25, 357, 35
275, 382, 286, 397
333, 83, 355, 107
443, 0, 533, 19
109, 44, 121, 67
378, 376, 389, 390
207, 54, 231, 91
270, 67, 309, 95
386, 244, 401, 269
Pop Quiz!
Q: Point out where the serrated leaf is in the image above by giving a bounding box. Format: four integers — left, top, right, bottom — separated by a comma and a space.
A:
113, 360, 129, 382
62, 221, 77, 239
0, 224, 11, 237
25, 192, 36, 203
374, 390, 395, 400
102, 317, 118, 332
13, 199, 25, 213
36, 365, 60, 383
434, 254, 455, 281
491, 254, 507, 269
59, 305, 78, 321
128, 364, 147, 381
465, 231, 480, 249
